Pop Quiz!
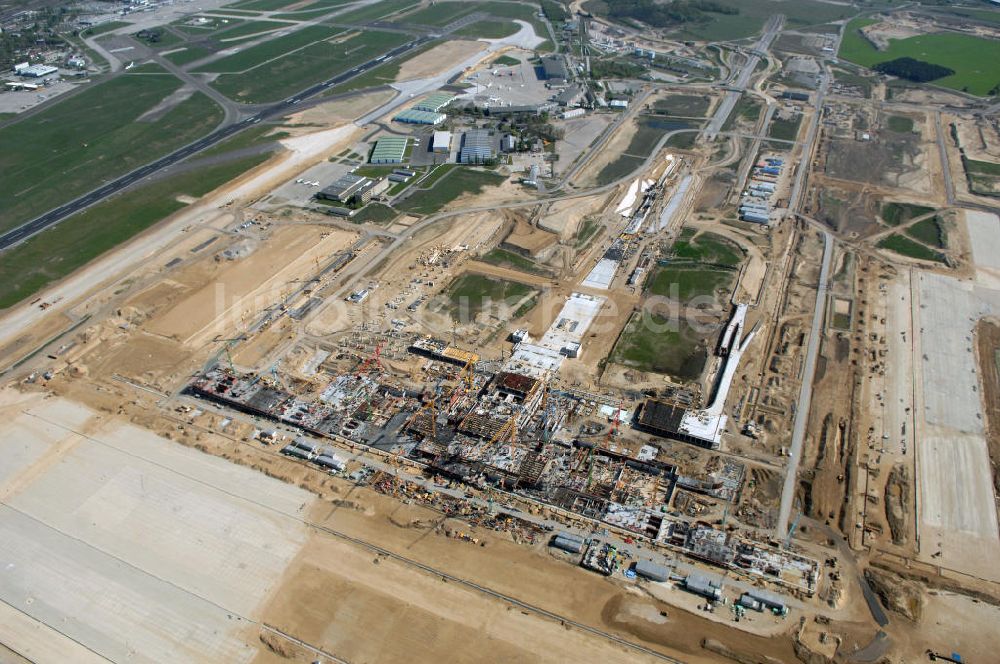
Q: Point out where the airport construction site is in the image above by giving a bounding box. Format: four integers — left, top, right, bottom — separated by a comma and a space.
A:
4, 9, 1000, 663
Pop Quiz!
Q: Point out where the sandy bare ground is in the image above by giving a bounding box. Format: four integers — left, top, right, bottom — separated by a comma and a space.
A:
396, 40, 487, 82
0, 122, 362, 365
284, 89, 395, 130
144, 226, 356, 346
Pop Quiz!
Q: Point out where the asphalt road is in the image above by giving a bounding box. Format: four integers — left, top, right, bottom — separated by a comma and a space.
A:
0, 36, 433, 253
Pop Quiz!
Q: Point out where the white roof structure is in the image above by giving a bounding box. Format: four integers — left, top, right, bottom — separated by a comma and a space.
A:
652, 175, 693, 234
679, 304, 754, 446
581, 258, 618, 290
432, 130, 452, 150
507, 293, 605, 376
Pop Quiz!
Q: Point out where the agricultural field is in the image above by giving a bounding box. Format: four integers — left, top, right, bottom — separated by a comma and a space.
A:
886, 115, 915, 133
443, 273, 539, 320
0, 72, 223, 234
0, 154, 270, 309
904, 216, 947, 248
610, 313, 709, 381
839, 17, 1000, 96
210, 30, 409, 103
396, 168, 507, 215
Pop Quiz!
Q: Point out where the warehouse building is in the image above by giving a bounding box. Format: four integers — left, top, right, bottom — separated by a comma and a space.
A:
14, 63, 58, 77
634, 559, 671, 582
459, 129, 495, 164
432, 130, 452, 154
684, 573, 723, 601
394, 109, 446, 125
370, 136, 409, 164
317, 173, 371, 203
541, 55, 569, 83
414, 92, 456, 113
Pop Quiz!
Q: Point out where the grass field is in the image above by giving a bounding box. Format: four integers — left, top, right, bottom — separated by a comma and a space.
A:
453, 20, 520, 39
669, 230, 743, 267
881, 201, 933, 226
350, 203, 398, 225
666, 132, 698, 149
652, 94, 712, 117
644, 264, 734, 302
199, 124, 290, 157
904, 216, 947, 248
80, 21, 128, 37
334, 0, 421, 24
595, 155, 645, 186
877, 234, 946, 263
212, 20, 287, 41
396, 168, 506, 215
165, 44, 215, 66
669, 0, 853, 42
0, 154, 269, 309
0, 74, 223, 234
722, 96, 761, 130
966, 158, 1000, 176
225, 0, 350, 10
328, 40, 439, 92
886, 115, 914, 133
210, 30, 408, 102
839, 17, 1000, 96
610, 313, 708, 380
492, 55, 521, 67
767, 114, 802, 141
573, 217, 602, 249
444, 273, 538, 320
402, 2, 478, 26
195, 25, 339, 73
479, 248, 551, 276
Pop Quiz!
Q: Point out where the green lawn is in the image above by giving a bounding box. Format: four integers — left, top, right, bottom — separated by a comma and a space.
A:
0, 74, 223, 234
645, 265, 734, 302
0, 154, 270, 309
610, 313, 708, 381
402, 2, 478, 26
877, 234, 946, 263
668, 0, 853, 42
210, 30, 409, 103
453, 20, 520, 39
768, 114, 802, 142
839, 17, 1000, 96
352, 203, 398, 225
652, 94, 712, 117
669, 230, 744, 267
165, 45, 215, 66
80, 21, 128, 37
881, 201, 933, 226
479, 248, 551, 276
397, 168, 506, 215
595, 155, 645, 186
334, 0, 421, 24
904, 216, 947, 249
966, 158, 1000, 176
213, 20, 287, 41
195, 25, 339, 73
492, 55, 521, 67
886, 115, 915, 133
444, 273, 538, 320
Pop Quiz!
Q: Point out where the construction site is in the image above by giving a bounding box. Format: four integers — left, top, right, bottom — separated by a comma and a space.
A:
2, 2, 1000, 663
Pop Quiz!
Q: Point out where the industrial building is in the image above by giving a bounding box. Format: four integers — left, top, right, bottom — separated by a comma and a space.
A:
459, 129, 495, 164
432, 131, 452, 154
550, 532, 585, 554
554, 85, 584, 107
540, 55, 569, 83
394, 109, 446, 125
684, 573, 723, 600
14, 62, 58, 77
370, 136, 409, 164
317, 173, 372, 203
634, 559, 670, 582
413, 92, 456, 113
